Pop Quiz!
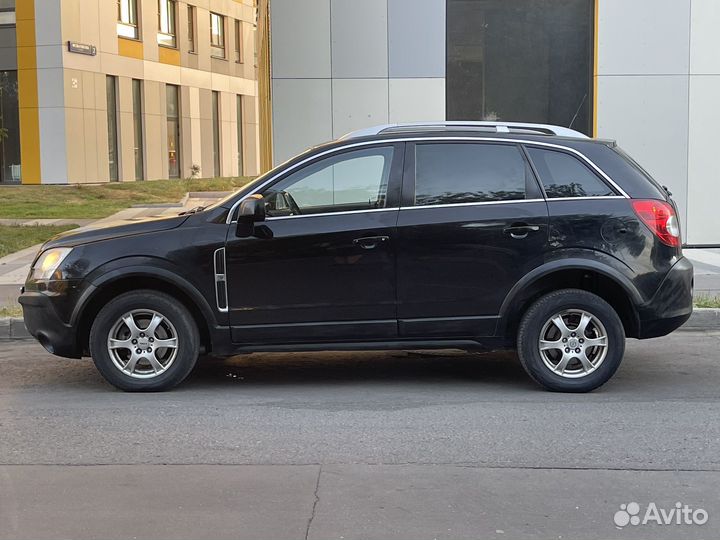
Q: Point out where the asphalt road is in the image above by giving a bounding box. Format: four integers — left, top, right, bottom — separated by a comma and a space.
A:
1, 331, 719, 539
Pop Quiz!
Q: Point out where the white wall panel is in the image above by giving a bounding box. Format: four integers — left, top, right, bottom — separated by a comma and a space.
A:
597, 75, 689, 233
332, 78, 389, 139
270, 0, 331, 79
690, 0, 720, 74
272, 79, 332, 165
598, 0, 690, 75
389, 78, 445, 123
331, 0, 388, 78
687, 75, 720, 245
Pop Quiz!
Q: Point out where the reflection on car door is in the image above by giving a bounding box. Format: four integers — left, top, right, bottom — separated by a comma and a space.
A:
224, 143, 405, 344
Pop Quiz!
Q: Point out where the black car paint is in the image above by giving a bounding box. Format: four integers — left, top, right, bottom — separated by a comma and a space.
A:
20, 131, 693, 359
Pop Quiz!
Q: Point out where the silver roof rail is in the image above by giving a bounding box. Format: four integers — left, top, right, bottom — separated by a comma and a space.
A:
340, 121, 589, 140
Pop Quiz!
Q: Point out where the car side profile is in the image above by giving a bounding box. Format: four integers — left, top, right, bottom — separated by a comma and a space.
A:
19, 122, 693, 392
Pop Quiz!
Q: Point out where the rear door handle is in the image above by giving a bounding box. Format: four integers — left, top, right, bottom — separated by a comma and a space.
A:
503, 223, 540, 239
353, 236, 390, 249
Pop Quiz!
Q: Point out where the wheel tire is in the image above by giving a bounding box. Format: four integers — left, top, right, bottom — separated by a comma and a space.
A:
89, 290, 199, 392
516, 289, 625, 392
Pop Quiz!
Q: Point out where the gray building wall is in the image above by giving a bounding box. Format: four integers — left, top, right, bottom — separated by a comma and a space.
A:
270, 0, 446, 164
270, 0, 719, 245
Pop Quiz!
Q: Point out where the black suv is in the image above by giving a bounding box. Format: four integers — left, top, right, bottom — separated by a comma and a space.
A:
20, 122, 693, 392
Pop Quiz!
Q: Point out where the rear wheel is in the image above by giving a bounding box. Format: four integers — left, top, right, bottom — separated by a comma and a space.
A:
517, 289, 625, 392
89, 290, 199, 391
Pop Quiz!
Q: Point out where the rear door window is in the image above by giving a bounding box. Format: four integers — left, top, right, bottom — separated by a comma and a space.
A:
413, 143, 531, 206
526, 147, 616, 198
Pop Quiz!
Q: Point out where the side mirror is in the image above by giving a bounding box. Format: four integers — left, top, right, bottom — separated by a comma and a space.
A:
235, 195, 266, 237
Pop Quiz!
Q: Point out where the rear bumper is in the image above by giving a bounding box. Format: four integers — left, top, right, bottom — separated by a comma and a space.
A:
637, 256, 694, 339
18, 290, 81, 358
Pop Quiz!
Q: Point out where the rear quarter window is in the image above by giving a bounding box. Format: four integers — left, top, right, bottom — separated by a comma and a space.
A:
527, 147, 616, 198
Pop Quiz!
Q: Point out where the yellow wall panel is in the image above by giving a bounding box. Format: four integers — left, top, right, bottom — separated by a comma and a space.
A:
158, 46, 181, 66
118, 38, 144, 59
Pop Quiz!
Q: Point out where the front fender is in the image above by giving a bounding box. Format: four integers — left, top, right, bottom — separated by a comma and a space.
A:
70, 256, 220, 328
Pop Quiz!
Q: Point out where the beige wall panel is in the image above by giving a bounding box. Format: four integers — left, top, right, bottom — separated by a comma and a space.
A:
63, 69, 84, 109
211, 57, 230, 76
200, 117, 214, 176
181, 66, 210, 90
118, 77, 133, 114
144, 61, 182, 86
144, 114, 165, 180
228, 76, 255, 96
95, 106, 111, 183
100, 53, 144, 79
198, 88, 213, 120
64, 108, 86, 183
97, 0, 118, 55
181, 116, 194, 177
119, 111, 135, 181
79, 71, 97, 110
195, 8, 212, 72
140, 0, 159, 62
143, 80, 163, 117
243, 122, 259, 176
63, 50, 102, 76
83, 109, 100, 183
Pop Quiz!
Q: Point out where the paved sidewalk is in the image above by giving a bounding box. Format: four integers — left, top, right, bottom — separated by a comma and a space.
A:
684, 247, 720, 299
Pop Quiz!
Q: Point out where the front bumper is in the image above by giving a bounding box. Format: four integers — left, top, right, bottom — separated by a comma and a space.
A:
637, 256, 694, 339
19, 288, 82, 358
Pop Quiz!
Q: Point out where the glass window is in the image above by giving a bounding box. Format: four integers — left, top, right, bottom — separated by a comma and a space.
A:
0, 70, 21, 184
132, 79, 144, 181
166, 84, 181, 178
263, 147, 395, 217
0, 0, 15, 26
117, 0, 139, 39
236, 94, 244, 176
157, 0, 177, 47
234, 19, 242, 62
414, 143, 528, 206
187, 5, 196, 52
210, 12, 225, 58
212, 91, 221, 177
106, 76, 119, 181
527, 147, 615, 198
447, 0, 593, 136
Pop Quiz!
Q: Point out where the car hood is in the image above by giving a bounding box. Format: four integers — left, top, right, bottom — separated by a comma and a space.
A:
42, 214, 190, 250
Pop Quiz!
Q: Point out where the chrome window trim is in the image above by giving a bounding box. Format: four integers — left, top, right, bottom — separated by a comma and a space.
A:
545, 195, 626, 202
213, 247, 229, 313
226, 136, 629, 224
400, 198, 545, 211
265, 207, 397, 221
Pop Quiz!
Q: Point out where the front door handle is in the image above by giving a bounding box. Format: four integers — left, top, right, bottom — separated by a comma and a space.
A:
353, 236, 390, 249
503, 223, 540, 239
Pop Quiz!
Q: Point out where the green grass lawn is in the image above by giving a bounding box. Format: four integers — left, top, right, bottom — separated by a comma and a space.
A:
0, 305, 22, 318
0, 177, 252, 219
694, 294, 720, 309
0, 225, 80, 258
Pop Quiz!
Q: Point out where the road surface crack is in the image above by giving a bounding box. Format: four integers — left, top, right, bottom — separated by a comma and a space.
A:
305, 465, 321, 540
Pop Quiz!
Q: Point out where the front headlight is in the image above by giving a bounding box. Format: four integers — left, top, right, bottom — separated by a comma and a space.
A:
31, 248, 73, 280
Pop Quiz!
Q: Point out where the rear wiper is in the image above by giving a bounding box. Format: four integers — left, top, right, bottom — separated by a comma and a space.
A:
179, 205, 206, 215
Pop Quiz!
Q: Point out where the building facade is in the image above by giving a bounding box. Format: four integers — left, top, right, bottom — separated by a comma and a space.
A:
267, 0, 720, 246
1, 0, 260, 185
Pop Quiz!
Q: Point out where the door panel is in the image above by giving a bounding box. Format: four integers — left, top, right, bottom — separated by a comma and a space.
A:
397, 141, 549, 338
224, 143, 404, 344
396, 201, 549, 337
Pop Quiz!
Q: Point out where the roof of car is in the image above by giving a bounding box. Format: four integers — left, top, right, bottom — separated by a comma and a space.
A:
339, 121, 590, 140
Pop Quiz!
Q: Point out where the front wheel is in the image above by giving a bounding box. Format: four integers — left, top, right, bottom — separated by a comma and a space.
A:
89, 290, 199, 391
516, 289, 625, 392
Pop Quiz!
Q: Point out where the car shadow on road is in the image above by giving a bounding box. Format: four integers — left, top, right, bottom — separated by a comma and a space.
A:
180, 349, 536, 391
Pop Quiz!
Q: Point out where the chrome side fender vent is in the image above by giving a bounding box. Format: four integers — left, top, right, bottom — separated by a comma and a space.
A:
213, 247, 229, 313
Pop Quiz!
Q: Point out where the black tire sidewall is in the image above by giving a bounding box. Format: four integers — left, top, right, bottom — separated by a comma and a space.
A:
517, 289, 625, 392
89, 290, 199, 392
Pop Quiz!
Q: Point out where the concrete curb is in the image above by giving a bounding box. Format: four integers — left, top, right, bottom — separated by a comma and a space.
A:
2, 309, 719, 342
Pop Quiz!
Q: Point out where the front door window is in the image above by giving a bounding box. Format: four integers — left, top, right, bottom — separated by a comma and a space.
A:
263, 146, 395, 217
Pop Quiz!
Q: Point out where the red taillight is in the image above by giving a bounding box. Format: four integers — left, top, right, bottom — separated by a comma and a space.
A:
632, 199, 681, 247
